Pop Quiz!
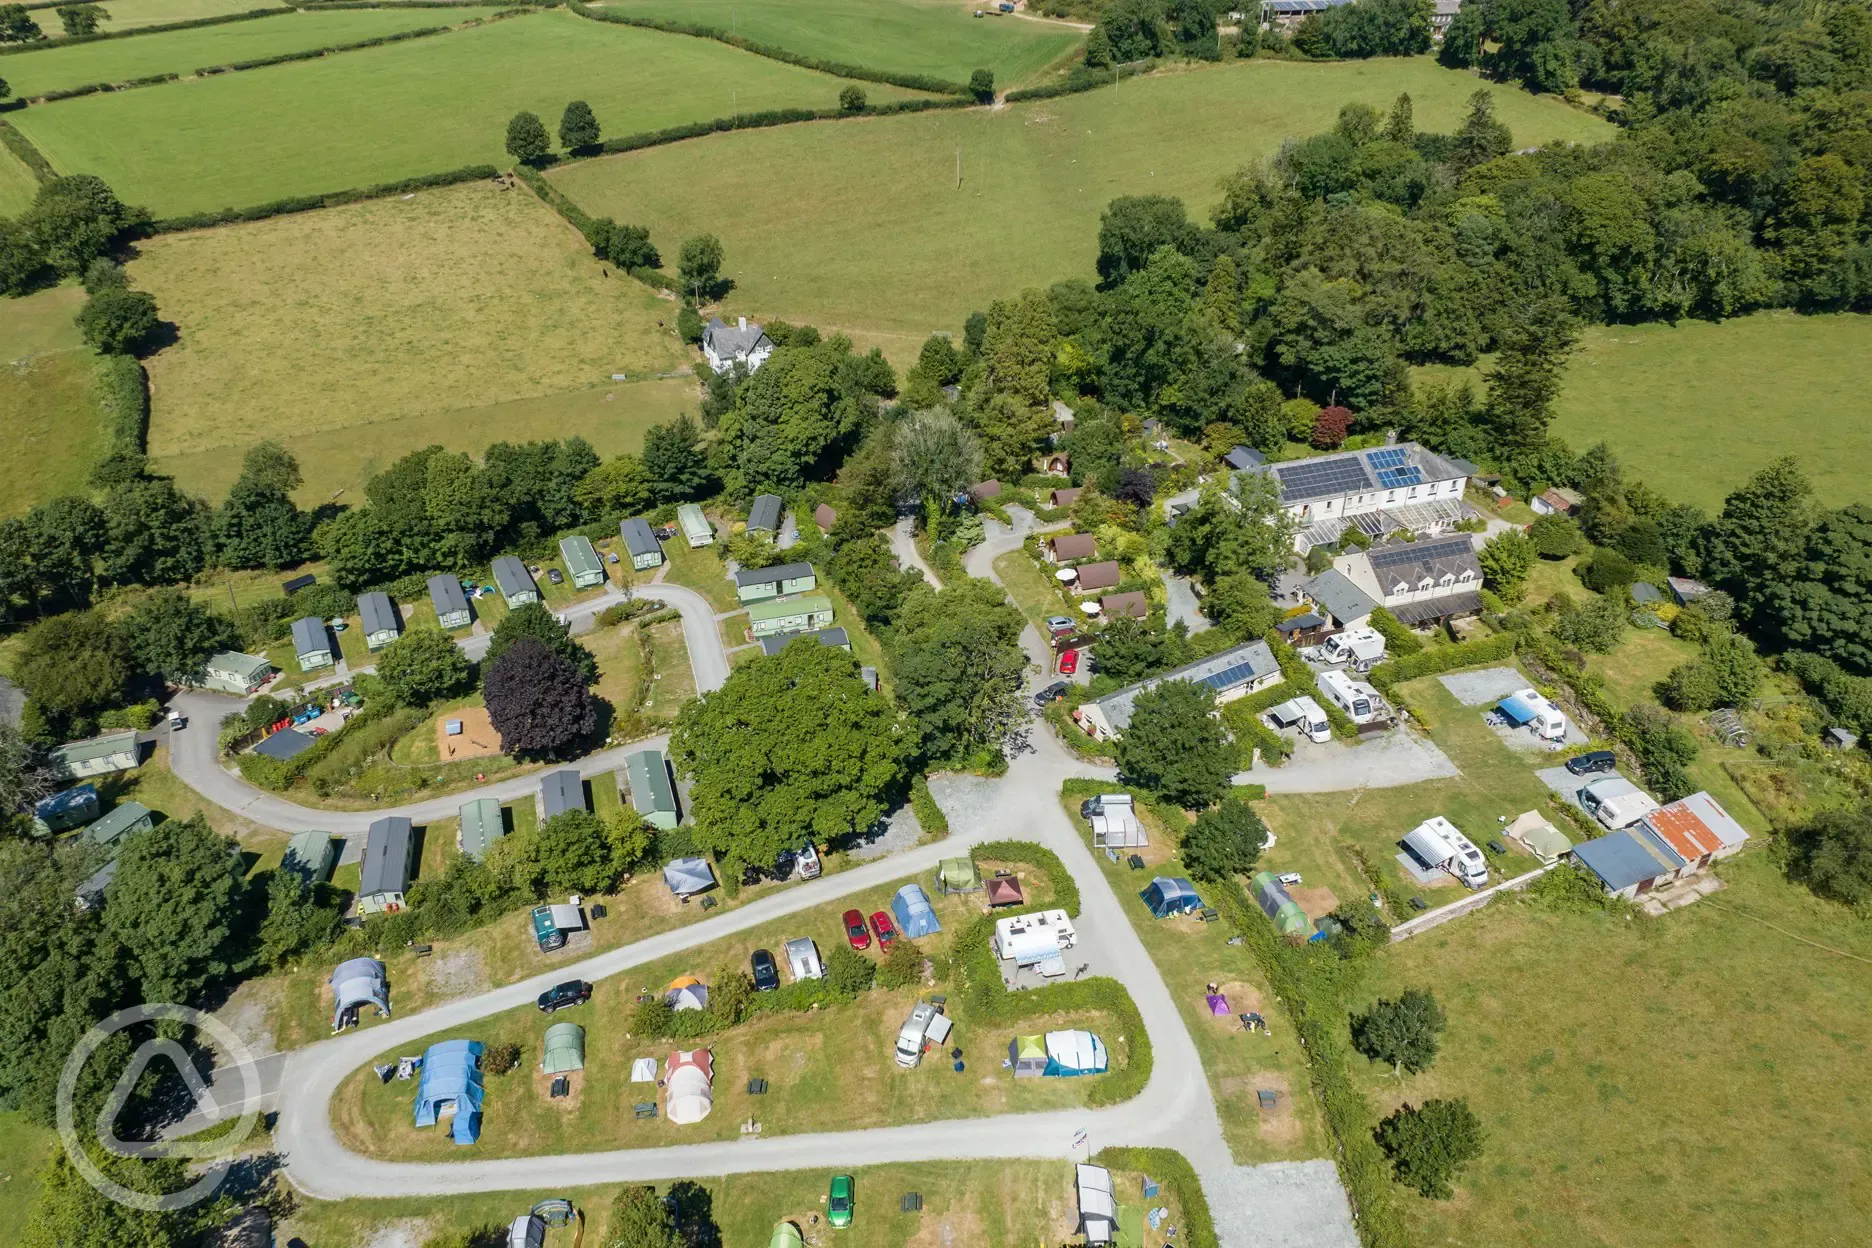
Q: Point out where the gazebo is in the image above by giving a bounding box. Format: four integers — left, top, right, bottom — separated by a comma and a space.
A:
985, 876, 1025, 908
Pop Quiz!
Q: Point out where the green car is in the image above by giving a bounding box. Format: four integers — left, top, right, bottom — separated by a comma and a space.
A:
827, 1174, 854, 1228
531, 906, 565, 952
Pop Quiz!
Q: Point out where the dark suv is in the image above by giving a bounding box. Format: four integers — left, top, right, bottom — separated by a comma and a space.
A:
750, 948, 781, 992
1565, 750, 1618, 776
536, 980, 592, 1012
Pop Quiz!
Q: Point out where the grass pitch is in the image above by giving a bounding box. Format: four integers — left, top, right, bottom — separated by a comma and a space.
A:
10, 9, 933, 217
601, 0, 1085, 88
47, 0, 291, 36
0, 7, 507, 98
550, 57, 1611, 355
132, 180, 696, 502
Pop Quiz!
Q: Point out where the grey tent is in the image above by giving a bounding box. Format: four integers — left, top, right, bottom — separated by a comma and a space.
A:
663, 856, 716, 897
541, 1022, 585, 1074
330, 957, 390, 1029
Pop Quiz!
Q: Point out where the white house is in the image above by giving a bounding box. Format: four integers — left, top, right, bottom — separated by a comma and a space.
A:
1237, 442, 1470, 551
1075, 640, 1279, 741
1328, 534, 1484, 626
702, 316, 774, 374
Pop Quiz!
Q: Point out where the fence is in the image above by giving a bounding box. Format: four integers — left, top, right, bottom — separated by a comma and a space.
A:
1387, 862, 1555, 942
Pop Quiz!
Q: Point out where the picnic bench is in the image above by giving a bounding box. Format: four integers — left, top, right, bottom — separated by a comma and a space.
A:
700, 896, 718, 911
1409, 896, 1427, 911
1486, 838, 1507, 855
633, 1101, 657, 1120
1198, 907, 1219, 922
1257, 1089, 1279, 1111
1128, 854, 1146, 870
746, 1078, 768, 1095
550, 1076, 569, 1099
900, 1193, 924, 1213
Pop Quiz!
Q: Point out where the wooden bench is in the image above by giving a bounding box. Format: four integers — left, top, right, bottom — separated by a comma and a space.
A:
633, 1101, 657, 1120
746, 1078, 768, 1095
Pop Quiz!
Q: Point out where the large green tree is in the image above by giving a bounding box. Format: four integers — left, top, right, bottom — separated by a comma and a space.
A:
1350, 987, 1446, 1074
504, 111, 550, 164
485, 603, 597, 685
15, 609, 131, 727
122, 589, 233, 685
558, 99, 600, 151
1702, 456, 1815, 623
890, 579, 1028, 765
1166, 476, 1295, 582
677, 234, 724, 302
604, 1185, 681, 1248
1181, 796, 1267, 881
376, 627, 473, 707
1483, 297, 1578, 459
1113, 679, 1235, 807
1375, 1098, 1485, 1198
1770, 503, 1872, 673
77, 287, 159, 354
1477, 530, 1535, 603
641, 414, 713, 502
102, 814, 249, 1006
215, 441, 312, 570
1787, 804, 1872, 909
893, 407, 982, 531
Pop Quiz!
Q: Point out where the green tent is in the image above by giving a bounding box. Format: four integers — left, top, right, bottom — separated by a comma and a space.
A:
936, 857, 982, 894
1251, 871, 1311, 939
768, 1222, 805, 1248
541, 1022, 585, 1074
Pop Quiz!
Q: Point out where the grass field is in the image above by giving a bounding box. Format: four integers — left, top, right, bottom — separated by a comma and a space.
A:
552, 57, 1611, 355
51, 0, 290, 35
0, 7, 506, 97
0, 137, 39, 215
0, 284, 114, 514
602, 0, 1084, 88
10, 9, 931, 217
1352, 852, 1872, 1246
131, 180, 698, 502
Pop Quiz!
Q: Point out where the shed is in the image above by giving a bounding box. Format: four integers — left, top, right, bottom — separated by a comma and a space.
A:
75, 860, 117, 910
757, 626, 850, 657
457, 798, 505, 860
1071, 561, 1123, 592
33, 783, 99, 835
1140, 875, 1203, 918
539, 769, 586, 821
1101, 591, 1149, 619
1504, 811, 1571, 864
358, 816, 415, 914
935, 857, 982, 894
1044, 1030, 1108, 1076
1571, 826, 1684, 899
291, 616, 333, 669
356, 592, 401, 651
1008, 1034, 1048, 1078
50, 730, 139, 779
283, 829, 336, 883
281, 573, 317, 594
413, 1039, 485, 1144
329, 957, 389, 1029
429, 574, 473, 630
986, 876, 1025, 907
1631, 582, 1663, 605
1224, 446, 1267, 471
558, 535, 607, 589
1076, 1164, 1118, 1244
625, 749, 679, 830
662, 856, 716, 897
254, 728, 317, 761
541, 1023, 585, 1074
733, 561, 816, 603
200, 651, 275, 695
1668, 576, 1712, 605
1051, 487, 1083, 509
677, 503, 714, 548
492, 556, 539, 608
84, 801, 153, 850
1250, 871, 1310, 939
746, 594, 834, 638
891, 883, 942, 938
619, 517, 664, 570
746, 494, 784, 536
813, 503, 837, 532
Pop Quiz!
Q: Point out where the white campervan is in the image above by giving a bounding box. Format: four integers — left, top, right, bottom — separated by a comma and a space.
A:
1320, 627, 1386, 671
1266, 695, 1331, 744
1316, 669, 1381, 726
1402, 816, 1489, 889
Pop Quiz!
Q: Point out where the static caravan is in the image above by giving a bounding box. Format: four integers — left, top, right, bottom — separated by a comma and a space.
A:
624, 749, 680, 830
491, 556, 539, 608
1316, 669, 1381, 725
732, 561, 817, 604
539, 769, 586, 821
292, 616, 334, 670
50, 730, 140, 779
199, 650, 275, 695
558, 535, 607, 589
677, 504, 714, 548
357, 592, 401, 651
428, 574, 473, 630
358, 817, 415, 915
619, 517, 664, 570
746, 594, 834, 639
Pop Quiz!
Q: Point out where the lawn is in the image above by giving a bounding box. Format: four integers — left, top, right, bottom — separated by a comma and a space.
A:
10, 8, 934, 217
129, 179, 696, 502
0, 137, 38, 215
551, 57, 1610, 356
0, 284, 114, 514
0, 1112, 55, 1230
0, 7, 506, 97
994, 546, 1076, 634
602, 0, 1084, 89
97, 744, 289, 861
654, 533, 742, 613
1351, 852, 1872, 1247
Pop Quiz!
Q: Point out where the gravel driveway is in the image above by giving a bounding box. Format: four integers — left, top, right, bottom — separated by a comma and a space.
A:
1438, 666, 1529, 706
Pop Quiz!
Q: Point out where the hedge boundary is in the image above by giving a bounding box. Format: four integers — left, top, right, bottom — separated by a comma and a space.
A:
564, 0, 973, 97
0, 117, 55, 183
1004, 57, 1155, 102
38, 73, 180, 102
0, 7, 286, 58
909, 774, 949, 838
148, 163, 498, 232
194, 21, 452, 75
92, 354, 150, 456
1089, 1148, 1218, 1248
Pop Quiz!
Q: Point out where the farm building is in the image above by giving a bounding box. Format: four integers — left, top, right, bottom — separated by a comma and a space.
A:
539, 770, 586, 821
734, 561, 817, 603
358, 816, 415, 915
1639, 791, 1749, 874
1224, 446, 1267, 471
1076, 640, 1278, 740
491, 557, 538, 608
625, 750, 680, 830
746, 494, 783, 537
1101, 591, 1149, 619
198, 651, 275, 695
457, 798, 505, 860
558, 536, 606, 589
677, 504, 714, 548
747, 594, 834, 638
619, 517, 664, 570
283, 830, 336, 883
292, 617, 333, 670
1531, 487, 1583, 516
757, 626, 850, 657
1569, 825, 1684, 900
702, 316, 774, 374
413, 1039, 486, 1145
1046, 533, 1098, 563
428, 575, 473, 630
1068, 561, 1123, 592
50, 730, 139, 779
83, 802, 153, 851
1239, 441, 1469, 551
357, 592, 401, 651
33, 783, 99, 835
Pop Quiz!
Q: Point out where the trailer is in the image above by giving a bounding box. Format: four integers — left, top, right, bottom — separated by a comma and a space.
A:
1319, 626, 1386, 671
1401, 816, 1488, 889
1316, 669, 1382, 725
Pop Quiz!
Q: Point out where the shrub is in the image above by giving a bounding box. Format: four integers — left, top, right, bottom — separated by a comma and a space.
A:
77, 288, 159, 354
1375, 1098, 1484, 1199
1787, 805, 1872, 909
824, 944, 876, 997
969, 67, 994, 101
909, 774, 949, 837
1579, 546, 1637, 592
1181, 798, 1266, 882
1549, 595, 1627, 654
1311, 404, 1354, 448
838, 84, 866, 113
1659, 661, 1721, 712
483, 1041, 522, 1074
1368, 606, 1423, 656
876, 938, 924, 990
1528, 513, 1583, 558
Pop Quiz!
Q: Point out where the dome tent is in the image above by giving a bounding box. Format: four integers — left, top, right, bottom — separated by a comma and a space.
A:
890, 883, 942, 938
329, 957, 389, 1030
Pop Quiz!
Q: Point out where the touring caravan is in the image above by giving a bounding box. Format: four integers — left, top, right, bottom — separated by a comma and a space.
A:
1402, 816, 1489, 889
1266, 695, 1331, 744
1316, 669, 1382, 725
1319, 627, 1386, 671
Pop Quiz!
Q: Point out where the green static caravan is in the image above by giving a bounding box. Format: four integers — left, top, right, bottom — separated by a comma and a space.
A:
283, 829, 337, 884
83, 801, 154, 851
677, 503, 714, 548
199, 650, 275, 695
457, 797, 505, 861
558, 535, 607, 589
358, 591, 402, 651
746, 593, 834, 638
620, 517, 664, 570
733, 561, 817, 603
429, 574, 474, 631
50, 729, 141, 779
624, 749, 679, 830
292, 616, 334, 670
492, 555, 539, 608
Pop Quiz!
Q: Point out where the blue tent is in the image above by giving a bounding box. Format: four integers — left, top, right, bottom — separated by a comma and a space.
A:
890, 884, 942, 938
1140, 876, 1203, 918
413, 1039, 486, 1144
1043, 1030, 1109, 1077
1497, 693, 1539, 726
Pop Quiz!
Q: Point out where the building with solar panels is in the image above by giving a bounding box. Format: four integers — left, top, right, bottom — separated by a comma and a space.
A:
1236, 441, 1469, 552
1073, 640, 1279, 741
1261, 0, 1353, 27
1325, 534, 1485, 626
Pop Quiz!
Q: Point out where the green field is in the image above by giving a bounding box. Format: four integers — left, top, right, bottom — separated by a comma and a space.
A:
0, 137, 39, 215
0, 285, 114, 514
131, 179, 696, 502
602, 0, 1084, 88
0, 7, 507, 98
551, 57, 1611, 356
1352, 853, 1872, 1246
10, 9, 932, 217
44, 0, 290, 36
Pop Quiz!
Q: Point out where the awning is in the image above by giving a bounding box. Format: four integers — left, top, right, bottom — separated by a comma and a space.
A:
662, 857, 716, 896
1497, 693, 1539, 725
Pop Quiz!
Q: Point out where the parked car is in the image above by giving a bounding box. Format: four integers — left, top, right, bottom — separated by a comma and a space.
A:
869, 911, 896, 950
842, 908, 871, 950
1033, 681, 1068, 707
167, 709, 186, 730
1057, 649, 1079, 675
749, 948, 780, 992
546, 568, 564, 585
1565, 749, 1618, 776
654, 524, 678, 539
536, 980, 591, 1012
1045, 615, 1074, 635
531, 906, 565, 953
827, 1175, 854, 1229
740, 848, 798, 887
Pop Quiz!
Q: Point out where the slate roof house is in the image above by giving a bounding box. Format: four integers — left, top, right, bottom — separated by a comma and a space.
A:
702, 317, 774, 374
620, 517, 665, 570
1328, 535, 1484, 626
1301, 569, 1380, 630
428, 575, 473, 630
1237, 441, 1470, 551
1075, 640, 1279, 741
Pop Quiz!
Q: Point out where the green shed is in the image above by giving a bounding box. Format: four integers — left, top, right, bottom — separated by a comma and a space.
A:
558, 535, 607, 589
746, 594, 834, 638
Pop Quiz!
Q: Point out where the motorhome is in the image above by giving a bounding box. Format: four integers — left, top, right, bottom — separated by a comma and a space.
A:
1080, 793, 1146, 847
1316, 669, 1382, 725
1266, 695, 1331, 744
894, 1001, 953, 1068
1319, 627, 1386, 671
994, 910, 1077, 965
1402, 816, 1489, 889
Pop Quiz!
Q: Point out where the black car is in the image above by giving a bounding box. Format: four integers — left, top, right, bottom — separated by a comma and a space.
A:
1033, 681, 1069, 708
546, 568, 565, 585
536, 980, 592, 1012
750, 948, 780, 992
1565, 750, 1618, 776
740, 848, 797, 887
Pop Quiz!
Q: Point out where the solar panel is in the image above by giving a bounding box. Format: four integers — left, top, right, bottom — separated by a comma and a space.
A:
1274, 456, 1372, 500
1375, 466, 1423, 489
1367, 448, 1408, 469
1198, 662, 1261, 692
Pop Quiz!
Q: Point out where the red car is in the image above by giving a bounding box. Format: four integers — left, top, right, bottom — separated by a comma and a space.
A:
869, 910, 897, 950
842, 908, 871, 950
1057, 649, 1079, 675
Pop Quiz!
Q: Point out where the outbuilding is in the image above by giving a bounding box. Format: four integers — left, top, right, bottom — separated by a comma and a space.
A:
492, 557, 539, 608
539, 770, 586, 821
357, 592, 401, 651
199, 651, 276, 695
757, 627, 849, 657
291, 617, 333, 670
50, 730, 140, 779
662, 856, 716, 897
283, 829, 336, 883
358, 816, 415, 914
619, 517, 664, 570
746, 494, 783, 537
558, 535, 607, 589
747, 594, 834, 638
83, 801, 153, 851
413, 1039, 486, 1144
1570, 825, 1684, 900
677, 503, 714, 548
625, 749, 680, 830
813, 503, 837, 532
733, 561, 817, 603
1101, 591, 1149, 619
253, 728, 317, 761
429, 574, 474, 630
1070, 560, 1123, 592
457, 798, 505, 860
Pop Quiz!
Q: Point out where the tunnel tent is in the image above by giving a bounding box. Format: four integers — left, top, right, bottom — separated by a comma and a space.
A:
1076, 1164, 1118, 1245
541, 1023, 585, 1075
891, 883, 942, 938
1008, 1034, 1048, 1078
329, 957, 390, 1030
664, 1049, 714, 1125
413, 1039, 486, 1144
1250, 871, 1311, 939
1140, 875, 1204, 918
768, 1223, 806, 1248
1044, 1030, 1108, 1076
935, 857, 982, 894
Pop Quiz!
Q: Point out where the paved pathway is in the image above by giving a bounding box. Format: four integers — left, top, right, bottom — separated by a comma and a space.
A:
887, 516, 942, 589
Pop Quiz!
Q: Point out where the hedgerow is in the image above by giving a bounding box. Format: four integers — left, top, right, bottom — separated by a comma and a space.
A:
92, 354, 150, 455
1089, 1148, 1217, 1248
196, 22, 451, 75
38, 73, 180, 101
0, 7, 282, 57
150, 164, 498, 232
